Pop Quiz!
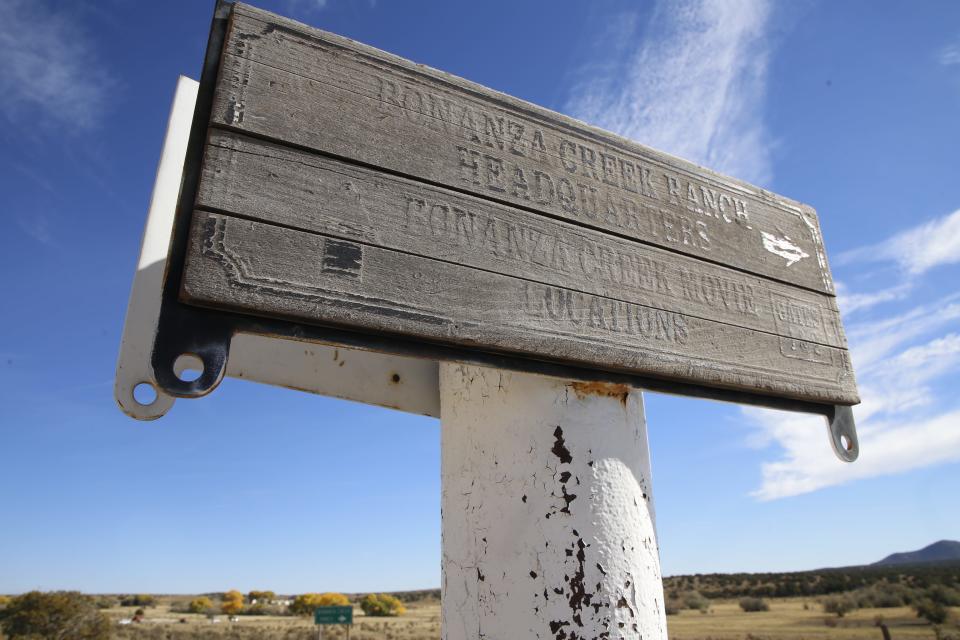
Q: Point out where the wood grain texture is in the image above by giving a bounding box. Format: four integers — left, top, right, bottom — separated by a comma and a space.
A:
197, 131, 848, 351
176, 3, 861, 405
211, 3, 836, 295
181, 211, 858, 404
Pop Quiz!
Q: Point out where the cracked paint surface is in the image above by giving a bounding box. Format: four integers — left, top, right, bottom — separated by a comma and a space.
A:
440, 363, 667, 640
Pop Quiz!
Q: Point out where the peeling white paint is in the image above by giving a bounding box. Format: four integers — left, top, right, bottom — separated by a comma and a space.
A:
760, 231, 809, 266
440, 363, 667, 640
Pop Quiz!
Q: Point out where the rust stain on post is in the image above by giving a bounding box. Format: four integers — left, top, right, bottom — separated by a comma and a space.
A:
569, 381, 630, 405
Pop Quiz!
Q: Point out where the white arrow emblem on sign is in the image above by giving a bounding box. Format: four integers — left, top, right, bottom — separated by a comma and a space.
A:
760, 231, 810, 267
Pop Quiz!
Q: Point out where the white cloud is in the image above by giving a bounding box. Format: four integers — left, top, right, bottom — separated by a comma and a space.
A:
749, 407, 960, 501
941, 42, 960, 66
565, 0, 775, 186
564, 3, 960, 501
15, 210, 56, 247
746, 278, 960, 499
286, 0, 376, 12
838, 209, 960, 276
847, 296, 960, 371
834, 281, 911, 316
0, 0, 112, 130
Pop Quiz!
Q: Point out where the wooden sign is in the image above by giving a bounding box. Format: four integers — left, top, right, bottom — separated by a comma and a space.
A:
175, 2, 858, 406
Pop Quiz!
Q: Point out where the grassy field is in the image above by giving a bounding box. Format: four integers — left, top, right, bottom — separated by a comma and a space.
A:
106, 597, 440, 640
667, 599, 956, 640
95, 597, 958, 640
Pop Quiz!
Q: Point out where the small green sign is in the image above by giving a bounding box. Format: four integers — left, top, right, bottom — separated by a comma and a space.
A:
314, 606, 353, 625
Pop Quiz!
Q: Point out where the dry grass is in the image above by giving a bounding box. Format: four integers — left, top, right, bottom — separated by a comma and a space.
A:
106, 599, 440, 640
23, 596, 954, 640
667, 598, 958, 640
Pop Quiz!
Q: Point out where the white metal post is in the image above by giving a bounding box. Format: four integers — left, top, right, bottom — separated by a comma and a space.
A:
440, 363, 667, 640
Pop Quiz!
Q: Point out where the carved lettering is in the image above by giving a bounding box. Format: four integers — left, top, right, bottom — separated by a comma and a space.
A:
772, 294, 824, 341
483, 114, 505, 151
483, 154, 506, 192
377, 73, 764, 262
678, 267, 757, 317
525, 283, 689, 344
457, 146, 481, 185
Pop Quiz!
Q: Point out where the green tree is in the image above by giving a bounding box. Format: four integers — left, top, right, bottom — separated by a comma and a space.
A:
0, 591, 110, 640
290, 593, 351, 616
188, 597, 214, 614
359, 593, 406, 617
822, 594, 856, 617
914, 598, 948, 625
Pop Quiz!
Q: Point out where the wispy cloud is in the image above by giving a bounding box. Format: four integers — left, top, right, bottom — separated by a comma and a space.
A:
285, 0, 376, 13
837, 208, 960, 276
563, 2, 960, 500
748, 406, 960, 501
565, 0, 775, 186
941, 41, 960, 66
0, 0, 113, 130
747, 213, 960, 500
835, 280, 911, 316
15, 210, 57, 247
288, 0, 329, 10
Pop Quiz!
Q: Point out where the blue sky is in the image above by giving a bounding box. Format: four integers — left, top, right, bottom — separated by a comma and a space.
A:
1, 0, 958, 594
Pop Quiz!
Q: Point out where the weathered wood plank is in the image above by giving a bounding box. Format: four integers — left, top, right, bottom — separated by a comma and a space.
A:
212, 3, 836, 295
181, 211, 858, 404
197, 130, 848, 350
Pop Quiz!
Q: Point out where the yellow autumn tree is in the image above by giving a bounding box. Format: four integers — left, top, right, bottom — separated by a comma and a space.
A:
289, 592, 350, 615
359, 593, 406, 617
188, 596, 214, 614
221, 590, 244, 615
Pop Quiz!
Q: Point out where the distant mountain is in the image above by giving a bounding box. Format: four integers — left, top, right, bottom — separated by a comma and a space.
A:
873, 540, 960, 566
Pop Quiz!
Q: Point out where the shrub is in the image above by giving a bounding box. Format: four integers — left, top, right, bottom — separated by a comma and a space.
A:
0, 591, 110, 640
915, 598, 949, 625
241, 603, 287, 616
360, 594, 406, 617
221, 590, 244, 615
853, 583, 911, 608
120, 594, 155, 607
0, 596, 10, 608
241, 604, 267, 616
926, 585, 960, 607
822, 594, 856, 617
664, 596, 683, 616
873, 591, 907, 608
682, 590, 710, 612
93, 596, 116, 610
189, 597, 214, 614
290, 593, 350, 616
739, 597, 769, 612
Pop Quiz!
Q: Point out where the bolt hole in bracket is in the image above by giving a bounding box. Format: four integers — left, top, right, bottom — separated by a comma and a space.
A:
114, 2, 857, 461
828, 405, 859, 462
